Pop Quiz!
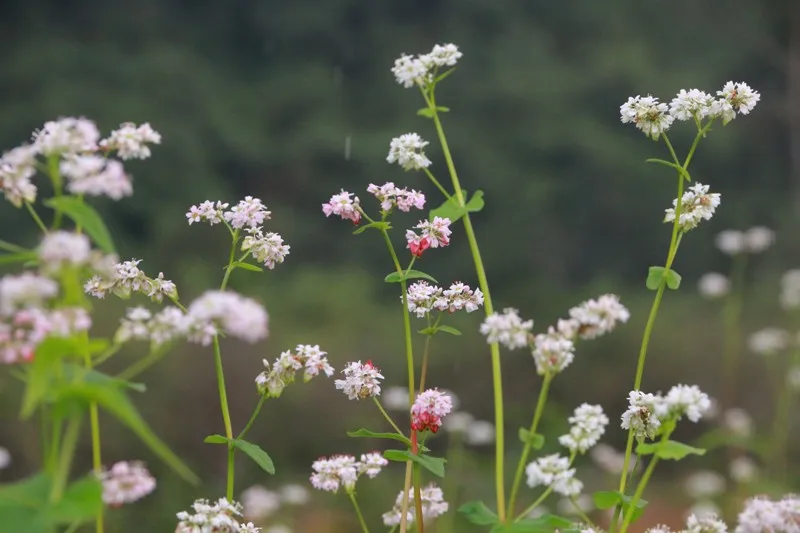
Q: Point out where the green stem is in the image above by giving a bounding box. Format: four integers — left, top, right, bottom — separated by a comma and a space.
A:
0, 239, 28, 253
237, 395, 266, 440
413, 464, 425, 533
768, 355, 792, 480
722, 254, 748, 407
116, 346, 167, 381
348, 491, 371, 533
84, 349, 104, 533
418, 334, 433, 393
507, 372, 553, 516
422, 168, 452, 199
25, 202, 49, 234
46, 417, 63, 475
439, 434, 465, 533
399, 461, 414, 533
213, 335, 235, 500
515, 487, 553, 522
47, 155, 64, 229
220, 229, 241, 291
570, 496, 598, 528
618, 455, 660, 533
426, 91, 506, 523
373, 397, 405, 436
50, 414, 82, 503
92, 344, 122, 367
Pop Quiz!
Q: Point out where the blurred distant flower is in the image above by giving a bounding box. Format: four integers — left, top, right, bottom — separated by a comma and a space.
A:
698, 273, 730, 300
743, 226, 774, 254
32, 117, 100, 155
39, 231, 92, 272
411, 388, 453, 433
0, 447, 10, 470
558, 404, 608, 454
730, 456, 758, 484
722, 408, 754, 438
265, 526, 291, 533
665, 384, 712, 422
0, 145, 38, 207
735, 495, 800, 533
716, 230, 745, 256
256, 345, 334, 398
405, 217, 452, 257
664, 183, 720, 232
367, 182, 426, 212
2, 307, 91, 363
358, 452, 389, 478
465, 420, 495, 446
334, 360, 384, 400
240, 485, 280, 522
525, 454, 582, 496
669, 89, 715, 121
556, 494, 592, 516
787, 365, 800, 392
279, 484, 310, 506
567, 294, 630, 340
684, 470, 727, 500
0, 273, 58, 316
532, 328, 575, 375
590, 443, 631, 475
443, 411, 474, 434
98, 461, 156, 506
99, 122, 161, 160
321, 191, 361, 225
187, 290, 268, 344
747, 328, 790, 356
386, 134, 432, 171
712, 81, 760, 125
382, 386, 410, 411
685, 512, 727, 533
480, 308, 533, 350
382, 483, 449, 526
60, 155, 132, 200
620, 95, 674, 140
780, 270, 800, 310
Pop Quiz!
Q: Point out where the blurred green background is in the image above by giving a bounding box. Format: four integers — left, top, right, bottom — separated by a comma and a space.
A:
1, 0, 799, 531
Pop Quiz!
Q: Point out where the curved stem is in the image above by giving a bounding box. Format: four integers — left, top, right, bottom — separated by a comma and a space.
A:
515, 487, 553, 522
24, 202, 48, 234
348, 491, 371, 533
619, 455, 660, 533
238, 395, 267, 440
213, 335, 235, 500
116, 346, 167, 381
418, 334, 433, 393
422, 168, 452, 199
507, 372, 553, 516
373, 397, 405, 436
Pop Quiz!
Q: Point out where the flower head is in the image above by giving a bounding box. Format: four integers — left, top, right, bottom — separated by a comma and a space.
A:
411, 388, 453, 433
713, 82, 760, 125
0, 273, 58, 317
176, 497, 259, 532
334, 360, 384, 400
99, 122, 162, 160
359, 452, 389, 478
405, 281, 483, 317
685, 513, 728, 533
38, 231, 92, 272
387, 134, 432, 171
242, 229, 290, 270
621, 391, 663, 440
225, 197, 271, 229
734, 495, 800, 533
558, 404, 608, 454
620, 95, 674, 140
525, 454, 582, 496
186, 290, 268, 344
85, 259, 177, 302
391, 43, 462, 89
186, 200, 230, 225
532, 328, 575, 375
664, 183, 720, 232
0, 145, 38, 207
664, 384, 712, 422
743, 226, 774, 254
309, 455, 358, 493
405, 217, 451, 257
322, 191, 361, 224
669, 89, 715, 121
382, 483, 449, 526
747, 328, 790, 356
716, 230, 745, 255
367, 182, 426, 212
480, 308, 534, 350
60, 155, 132, 200
256, 345, 334, 398
98, 461, 156, 506
567, 294, 630, 340
32, 117, 100, 155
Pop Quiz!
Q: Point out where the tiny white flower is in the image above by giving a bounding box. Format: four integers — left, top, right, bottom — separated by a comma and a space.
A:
532, 328, 575, 375
712, 81, 760, 125
568, 294, 630, 340
382, 483, 449, 526
480, 308, 533, 350
747, 327, 790, 356
99, 122, 161, 160
620, 390, 662, 440
334, 360, 384, 400
620, 95, 674, 140
32, 117, 100, 155
187, 290, 268, 344
0, 145, 38, 207
670, 89, 715, 121
664, 183, 721, 232
558, 403, 609, 454
98, 461, 156, 506
387, 133, 432, 171
716, 230, 745, 255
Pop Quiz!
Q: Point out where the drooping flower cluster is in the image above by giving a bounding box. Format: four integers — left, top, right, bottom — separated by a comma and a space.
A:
532, 329, 576, 375
367, 182, 426, 212
734, 495, 800, 533
255, 345, 334, 398
621, 385, 712, 440
405, 281, 484, 317
241, 229, 290, 270
558, 404, 609, 454
186, 290, 269, 344
98, 122, 162, 160
97, 460, 156, 506
411, 388, 454, 433
405, 217, 452, 257
84, 259, 177, 302
334, 360, 384, 400
386, 134, 433, 171
715, 227, 775, 256
322, 190, 361, 224
382, 483, 449, 526
525, 454, 582, 496
747, 328, 790, 356
309, 452, 388, 493
176, 498, 260, 532
480, 308, 534, 350
391, 43, 463, 89
697, 272, 730, 300
664, 183, 721, 232
115, 306, 194, 347
565, 294, 631, 340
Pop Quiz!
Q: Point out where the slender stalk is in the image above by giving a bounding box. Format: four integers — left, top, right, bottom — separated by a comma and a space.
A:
0, 239, 27, 253
399, 462, 414, 533
507, 372, 553, 516
722, 254, 747, 407
418, 334, 433, 393
515, 487, 553, 522
373, 397, 405, 436
50, 415, 82, 503
238, 395, 267, 440
439, 434, 466, 533
570, 497, 598, 529
213, 335, 236, 500
116, 346, 167, 381
422, 168, 452, 199
413, 462, 425, 533
426, 91, 506, 522
82, 343, 105, 533
221, 229, 241, 291
768, 355, 792, 480
348, 491, 371, 533
618, 455, 660, 533
25, 202, 49, 234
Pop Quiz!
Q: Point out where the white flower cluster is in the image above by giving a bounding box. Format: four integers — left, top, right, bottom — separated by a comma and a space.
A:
406, 281, 484, 318
565, 294, 631, 340
698, 272, 730, 300
38, 231, 118, 278
747, 327, 791, 356
480, 308, 534, 350
532, 329, 575, 375
386, 133, 432, 171
240, 483, 309, 523
558, 404, 609, 454
664, 183, 721, 232
1, 306, 91, 364
187, 290, 269, 344
735, 496, 800, 533
525, 454, 582, 496
115, 306, 191, 347
780, 270, 800, 310
621, 385, 712, 440
309, 452, 388, 493
406, 216, 452, 257
716, 227, 775, 256
685, 514, 728, 533
99, 122, 161, 160
367, 181, 426, 212
382, 483, 449, 526
98, 460, 156, 506
85, 259, 177, 302
322, 190, 361, 224
620, 82, 760, 140
176, 498, 260, 533
391, 43, 462, 89
60, 155, 132, 199
334, 360, 384, 400
255, 345, 334, 398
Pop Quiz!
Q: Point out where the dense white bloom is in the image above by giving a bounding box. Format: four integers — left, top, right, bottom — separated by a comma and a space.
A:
383, 386, 410, 410
406, 281, 483, 317
322, 190, 361, 224
422, 43, 463, 68
241, 229, 290, 270
0, 447, 9, 469
729, 456, 758, 483
225, 196, 271, 229
713, 82, 760, 125
559, 404, 608, 454
743, 226, 774, 254
32, 117, 100, 155
685, 470, 727, 500
406, 217, 452, 257
465, 420, 495, 446
698, 273, 730, 300
85, 259, 177, 302
664, 183, 720, 232
620, 95, 674, 140
240, 485, 280, 521
114, 306, 192, 347
0, 145, 38, 207
716, 230, 745, 255
567, 294, 630, 340
685, 513, 728, 533
480, 308, 533, 350
382, 483, 449, 526
187, 290, 268, 344
358, 452, 389, 478
279, 484, 309, 506
367, 182, 426, 212
256, 345, 334, 398
441, 282, 484, 312
411, 388, 453, 433
670, 89, 715, 121
0, 273, 58, 316
747, 327, 790, 356
387, 133, 432, 171
621, 391, 663, 440
532, 328, 575, 375
60, 155, 132, 200
99, 122, 161, 160
186, 200, 230, 225
334, 360, 384, 400
734, 496, 800, 533
525, 454, 581, 496
722, 408, 753, 438
309, 455, 359, 493
176, 497, 259, 532
780, 270, 800, 310
98, 461, 156, 506
391, 54, 430, 88
664, 384, 712, 422
39, 231, 92, 271
590, 443, 629, 475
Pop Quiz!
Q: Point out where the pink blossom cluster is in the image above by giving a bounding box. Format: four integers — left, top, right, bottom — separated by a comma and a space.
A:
309, 452, 388, 493
367, 182, 426, 213
411, 388, 453, 433
322, 190, 361, 224
406, 217, 452, 257
406, 281, 483, 317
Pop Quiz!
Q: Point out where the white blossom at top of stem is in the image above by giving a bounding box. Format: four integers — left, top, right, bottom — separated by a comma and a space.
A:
0, 145, 38, 207
780, 269, 800, 310
665, 384, 712, 422
242, 228, 290, 270
382, 483, 449, 526
685, 513, 728, 533
532, 328, 575, 375
743, 226, 774, 254
255, 345, 334, 398
525, 454, 582, 496
411, 388, 454, 433
405, 281, 483, 317
698, 272, 730, 300
558, 403, 609, 454
480, 307, 534, 350
97, 460, 156, 506
240, 485, 280, 522
224, 196, 271, 229
321, 190, 361, 225
358, 452, 389, 478
716, 230, 745, 255
405, 217, 452, 257
0, 273, 58, 316
32, 117, 100, 155
567, 294, 630, 340
664, 183, 721, 232
387, 133, 432, 171
85, 258, 177, 302
747, 327, 790, 356
684, 471, 726, 500
99, 122, 162, 160
38, 231, 92, 271
391, 43, 462, 89
176, 497, 260, 532
422, 44, 463, 68
620, 390, 663, 440
60, 155, 132, 200
186, 290, 268, 344
334, 360, 384, 400
734, 495, 800, 533
712, 82, 761, 125
620, 95, 674, 140
309, 455, 359, 493
367, 182, 426, 212
669, 89, 715, 121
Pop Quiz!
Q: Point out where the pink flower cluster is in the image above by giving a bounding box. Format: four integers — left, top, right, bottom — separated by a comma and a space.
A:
367, 182, 426, 213
322, 191, 361, 224
411, 388, 453, 433
406, 217, 452, 257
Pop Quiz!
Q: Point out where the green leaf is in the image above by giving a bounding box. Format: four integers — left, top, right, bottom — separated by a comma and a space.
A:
592, 490, 621, 509
384, 269, 438, 284
53, 381, 199, 484
352, 221, 391, 235
45, 476, 103, 523
346, 428, 412, 447
645, 158, 692, 181
0, 251, 37, 265
491, 514, 574, 532
646, 266, 682, 291
232, 439, 275, 475
465, 190, 485, 213
518, 428, 545, 450
416, 106, 450, 118
665, 269, 682, 289
458, 501, 499, 525
62, 364, 146, 394
636, 440, 706, 461
21, 337, 86, 419
383, 450, 446, 477
232, 261, 263, 273
437, 325, 462, 336
204, 434, 230, 444
44, 197, 116, 254
429, 195, 468, 224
